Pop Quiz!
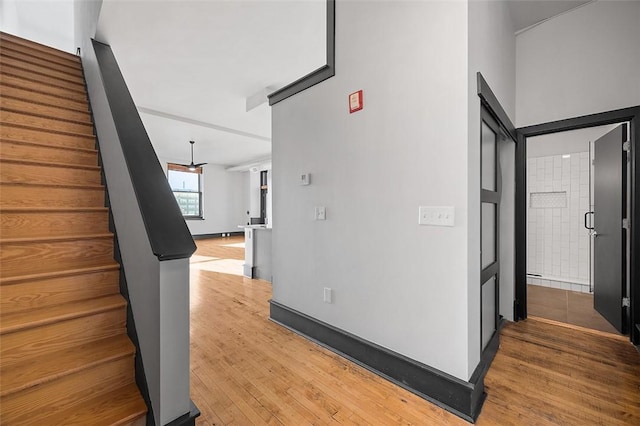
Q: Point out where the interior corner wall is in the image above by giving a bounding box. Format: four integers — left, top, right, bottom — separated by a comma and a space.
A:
157, 157, 249, 236
516, 0, 640, 127
1, 0, 75, 53
467, 0, 516, 371
271, 0, 471, 380
74, 0, 102, 53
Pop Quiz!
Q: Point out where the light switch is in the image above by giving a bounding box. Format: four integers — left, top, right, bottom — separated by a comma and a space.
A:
300, 173, 310, 185
418, 206, 455, 227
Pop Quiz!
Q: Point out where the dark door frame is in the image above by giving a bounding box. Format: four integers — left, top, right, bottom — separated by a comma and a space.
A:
514, 106, 640, 345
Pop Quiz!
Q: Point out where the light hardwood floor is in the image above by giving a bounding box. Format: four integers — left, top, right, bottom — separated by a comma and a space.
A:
190, 237, 640, 425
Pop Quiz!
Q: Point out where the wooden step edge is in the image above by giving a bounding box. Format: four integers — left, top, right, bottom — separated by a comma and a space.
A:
1, 92, 90, 115
0, 336, 135, 397
0, 47, 83, 75
0, 232, 113, 245
0, 32, 80, 63
0, 262, 120, 286
0, 57, 85, 88
0, 182, 104, 191
0, 294, 126, 335
0, 105, 93, 128
0, 43, 82, 73
0, 110, 93, 134
0, 157, 101, 171
0, 81, 88, 106
0, 52, 85, 82
0, 90, 90, 114
0, 206, 108, 213
0, 122, 94, 140
49, 383, 147, 426
0, 137, 97, 152
0, 69, 87, 95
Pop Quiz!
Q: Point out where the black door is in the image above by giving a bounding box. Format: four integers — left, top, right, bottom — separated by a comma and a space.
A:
593, 125, 626, 332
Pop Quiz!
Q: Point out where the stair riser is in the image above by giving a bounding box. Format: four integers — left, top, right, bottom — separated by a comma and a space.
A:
0, 161, 102, 186
0, 308, 126, 365
0, 237, 114, 278
1, 47, 83, 78
0, 185, 104, 209
0, 35, 81, 70
1, 110, 93, 135
0, 125, 94, 150
0, 210, 109, 239
0, 84, 89, 113
1, 96, 91, 123
0, 269, 119, 315
0, 73, 87, 102
2, 65, 85, 94
0, 357, 135, 425
0, 141, 98, 166
1, 54, 85, 86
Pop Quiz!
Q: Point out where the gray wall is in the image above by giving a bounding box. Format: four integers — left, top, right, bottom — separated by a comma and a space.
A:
272, 0, 472, 381
516, 1, 640, 127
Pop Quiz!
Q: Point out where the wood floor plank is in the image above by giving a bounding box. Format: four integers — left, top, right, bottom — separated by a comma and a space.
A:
190, 237, 640, 426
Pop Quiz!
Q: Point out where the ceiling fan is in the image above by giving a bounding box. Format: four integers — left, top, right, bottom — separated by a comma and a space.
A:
177, 140, 207, 171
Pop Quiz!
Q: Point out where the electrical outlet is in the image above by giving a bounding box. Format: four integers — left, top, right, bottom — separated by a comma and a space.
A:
323, 287, 332, 303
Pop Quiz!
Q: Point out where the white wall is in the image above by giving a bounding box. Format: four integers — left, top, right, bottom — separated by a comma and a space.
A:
272, 1, 472, 380
1, 0, 75, 53
516, 1, 640, 127
158, 157, 248, 236
468, 0, 516, 365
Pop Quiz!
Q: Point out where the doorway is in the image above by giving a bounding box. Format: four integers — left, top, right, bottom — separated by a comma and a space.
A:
524, 124, 626, 334
514, 106, 640, 345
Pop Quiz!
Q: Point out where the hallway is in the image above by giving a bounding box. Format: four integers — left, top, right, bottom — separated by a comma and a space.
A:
190, 238, 640, 425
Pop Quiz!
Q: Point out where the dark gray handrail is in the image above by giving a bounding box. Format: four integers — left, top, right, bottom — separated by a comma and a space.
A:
92, 39, 196, 260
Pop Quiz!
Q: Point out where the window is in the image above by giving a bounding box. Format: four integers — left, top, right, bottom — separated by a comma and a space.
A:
167, 163, 202, 218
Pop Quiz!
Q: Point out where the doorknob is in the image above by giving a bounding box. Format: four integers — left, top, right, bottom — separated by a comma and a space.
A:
591, 231, 599, 237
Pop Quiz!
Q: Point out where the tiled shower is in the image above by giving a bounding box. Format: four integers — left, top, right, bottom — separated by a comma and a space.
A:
527, 152, 592, 293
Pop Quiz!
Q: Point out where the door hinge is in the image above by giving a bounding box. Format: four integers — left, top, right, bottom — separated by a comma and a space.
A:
623, 218, 630, 229
623, 297, 630, 308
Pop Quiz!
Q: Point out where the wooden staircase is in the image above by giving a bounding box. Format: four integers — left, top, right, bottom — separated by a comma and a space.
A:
0, 33, 147, 425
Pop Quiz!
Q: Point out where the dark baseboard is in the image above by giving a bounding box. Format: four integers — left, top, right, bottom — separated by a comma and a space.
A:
164, 400, 200, 426
270, 301, 491, 423
192, 231, 244, 240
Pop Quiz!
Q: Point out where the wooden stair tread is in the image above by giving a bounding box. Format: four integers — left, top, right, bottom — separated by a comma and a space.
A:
0, 335, 134, 396
0, 84, 89, 113
0, 262, 120, 286
0, 294, 126, 335
0, 47, 83, 77
0, 32, 80, 64
41, 383, 147, 426
1, 98, 93, 126
0, 121, 94, 139
0, 181, 104, 190
0, 68, 87, 95
0, 157, 101, 171
0, 206, 108, 213
0, 137, 97, 153
1, 232, 113, 244
0, 54, 85, 85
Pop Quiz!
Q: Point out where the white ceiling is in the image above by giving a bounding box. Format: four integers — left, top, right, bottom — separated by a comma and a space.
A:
96, 0, 326, 167
95, 0, 594, 168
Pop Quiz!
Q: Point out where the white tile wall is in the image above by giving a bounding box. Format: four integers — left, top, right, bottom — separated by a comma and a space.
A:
527, 152, 591, 293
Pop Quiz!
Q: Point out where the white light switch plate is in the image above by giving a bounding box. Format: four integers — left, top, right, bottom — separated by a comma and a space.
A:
419, 206, 455, 227
300, 173, 310, 185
